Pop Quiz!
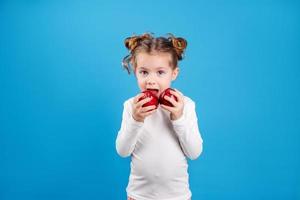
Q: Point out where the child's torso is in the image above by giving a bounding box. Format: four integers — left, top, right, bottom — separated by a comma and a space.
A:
127, 105, 190, 199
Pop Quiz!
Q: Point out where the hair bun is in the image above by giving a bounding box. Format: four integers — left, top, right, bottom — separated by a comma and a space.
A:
124, 33, 153, 52
172, 37, 187, 51
168, 35, 187, 60
125, 36, 139, 51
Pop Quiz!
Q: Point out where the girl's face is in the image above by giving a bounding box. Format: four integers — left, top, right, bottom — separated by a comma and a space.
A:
134, 52, 179, 97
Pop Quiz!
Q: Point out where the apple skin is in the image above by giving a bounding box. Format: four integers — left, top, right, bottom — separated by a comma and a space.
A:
138, 90, 159, 109
159, 88, 178, 107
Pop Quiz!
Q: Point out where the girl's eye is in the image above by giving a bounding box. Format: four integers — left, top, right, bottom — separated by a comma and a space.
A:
158, 70, 165, 75
139, 71, 148, 75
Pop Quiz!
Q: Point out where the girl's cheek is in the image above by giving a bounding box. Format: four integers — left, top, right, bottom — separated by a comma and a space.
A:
138, 79, 145, 86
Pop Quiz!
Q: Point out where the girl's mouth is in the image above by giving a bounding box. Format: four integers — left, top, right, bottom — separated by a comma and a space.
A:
146, 89, 159, 97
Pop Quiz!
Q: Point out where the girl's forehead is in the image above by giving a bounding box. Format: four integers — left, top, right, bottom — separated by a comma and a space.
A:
135, 52, 173, 68
136, 52, 171, 59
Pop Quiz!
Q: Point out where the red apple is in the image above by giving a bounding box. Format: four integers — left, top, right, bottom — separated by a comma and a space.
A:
159, 88, 178, 107
138, 90, 159, 109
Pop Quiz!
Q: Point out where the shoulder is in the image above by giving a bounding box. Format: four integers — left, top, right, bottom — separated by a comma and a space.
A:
182, 95, 197, 115
124, 97, 134, 105
122, 97, 135, 110
183, 95, 196, 107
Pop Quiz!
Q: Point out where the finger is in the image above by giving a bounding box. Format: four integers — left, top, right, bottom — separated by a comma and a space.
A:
134, 93, 145, 104
164, 95, 179, 107
143, 109, 157, 117
136, 97, 152, 108
140, 105, 156, 113
170, 90, 183, 103
160, 104, 174, 112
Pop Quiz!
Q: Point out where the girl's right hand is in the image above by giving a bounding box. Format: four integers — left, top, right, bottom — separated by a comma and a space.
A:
132, 93, 157, 122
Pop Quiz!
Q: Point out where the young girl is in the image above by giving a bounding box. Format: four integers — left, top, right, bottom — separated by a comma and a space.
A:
116, 33, 203, 200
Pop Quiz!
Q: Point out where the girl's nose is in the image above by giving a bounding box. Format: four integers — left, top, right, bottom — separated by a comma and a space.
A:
146, 79, 156, 86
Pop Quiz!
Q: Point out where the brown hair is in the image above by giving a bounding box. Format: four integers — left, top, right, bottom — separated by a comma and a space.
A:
122, 33, 188, 74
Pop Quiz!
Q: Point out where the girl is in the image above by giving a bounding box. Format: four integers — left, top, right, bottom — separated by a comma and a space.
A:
116, 33, 203, 200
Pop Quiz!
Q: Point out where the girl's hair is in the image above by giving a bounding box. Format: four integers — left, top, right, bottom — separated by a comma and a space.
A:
122, 33, 188, 74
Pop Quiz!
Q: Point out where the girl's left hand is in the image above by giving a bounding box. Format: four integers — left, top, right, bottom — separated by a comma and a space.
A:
160, 88, 184, 121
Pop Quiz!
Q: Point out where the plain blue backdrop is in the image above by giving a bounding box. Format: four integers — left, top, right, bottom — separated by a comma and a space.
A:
1, 0, 299, 199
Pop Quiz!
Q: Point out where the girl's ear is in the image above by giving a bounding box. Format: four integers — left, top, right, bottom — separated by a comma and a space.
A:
172, 67, 179, 81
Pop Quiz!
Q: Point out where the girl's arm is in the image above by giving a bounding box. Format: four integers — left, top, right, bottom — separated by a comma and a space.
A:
171, 99, 203, 160
115, 99, 144, 157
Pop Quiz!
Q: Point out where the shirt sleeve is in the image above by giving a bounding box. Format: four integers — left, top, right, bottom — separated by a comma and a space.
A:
115, 99, 144, 157
171, 98, 203, 160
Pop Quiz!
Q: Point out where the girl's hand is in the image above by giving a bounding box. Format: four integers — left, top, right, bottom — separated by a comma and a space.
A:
160, 89, 184, 121
132, 93, 157, 122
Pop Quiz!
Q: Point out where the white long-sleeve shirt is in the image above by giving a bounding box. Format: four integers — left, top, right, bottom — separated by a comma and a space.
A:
116, 96, 203, 200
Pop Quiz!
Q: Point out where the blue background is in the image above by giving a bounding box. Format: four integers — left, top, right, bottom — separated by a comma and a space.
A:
1, 0, 299, 199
